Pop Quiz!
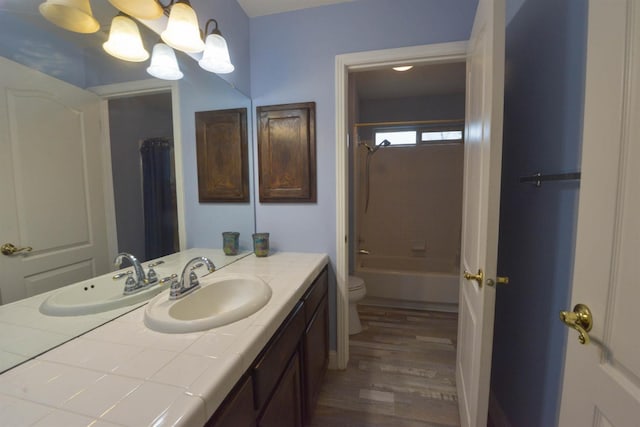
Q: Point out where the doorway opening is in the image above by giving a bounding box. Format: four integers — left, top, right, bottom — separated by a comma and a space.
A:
328, 42, 469, 427
350, 62, 465, 311
107, 92, 178, 262
335, 41, 468, 369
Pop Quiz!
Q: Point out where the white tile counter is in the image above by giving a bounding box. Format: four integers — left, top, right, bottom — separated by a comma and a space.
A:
0, 252, 329, 427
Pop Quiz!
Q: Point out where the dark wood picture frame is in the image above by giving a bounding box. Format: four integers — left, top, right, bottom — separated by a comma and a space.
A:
195, 108, 249, 203
256, 102, 316, 203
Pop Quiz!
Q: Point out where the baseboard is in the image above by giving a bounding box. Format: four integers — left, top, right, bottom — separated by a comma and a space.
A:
488, 390, 512, 427
328, 350, 339, 370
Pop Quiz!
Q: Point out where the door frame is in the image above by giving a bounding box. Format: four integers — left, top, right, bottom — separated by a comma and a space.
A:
88, 79, 185, 263
334, 41, 468, 369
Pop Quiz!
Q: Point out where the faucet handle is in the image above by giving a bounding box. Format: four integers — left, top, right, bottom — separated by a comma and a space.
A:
146, 268, 158, 284
123, 276, 138, 295
187, 271, 199, 288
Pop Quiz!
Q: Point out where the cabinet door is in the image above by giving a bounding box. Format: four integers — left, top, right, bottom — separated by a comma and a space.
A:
253, 303, 304, 411
259, 352, 303, 427
303, 295, 329, 424
207, 376, 255, 427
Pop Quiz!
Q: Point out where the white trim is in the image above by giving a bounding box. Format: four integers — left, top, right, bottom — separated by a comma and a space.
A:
335, 41, 468, 370
89, 80, 186, 260
88, 79, 173, 98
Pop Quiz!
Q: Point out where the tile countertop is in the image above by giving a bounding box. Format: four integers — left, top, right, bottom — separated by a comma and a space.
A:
0, 248, 250, 373
0, 252, 329, 427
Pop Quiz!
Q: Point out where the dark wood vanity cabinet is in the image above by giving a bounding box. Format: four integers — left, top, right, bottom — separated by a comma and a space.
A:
258, 352, 303, 427
207, 267, 328, 427
301, 269, 329, 424
205, 376, 255, 427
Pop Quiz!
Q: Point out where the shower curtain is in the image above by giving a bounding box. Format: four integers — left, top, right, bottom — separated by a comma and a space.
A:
140, 138, 178, 260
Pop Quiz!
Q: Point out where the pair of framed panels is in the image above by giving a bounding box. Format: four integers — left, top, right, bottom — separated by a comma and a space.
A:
195, 102, 316, 203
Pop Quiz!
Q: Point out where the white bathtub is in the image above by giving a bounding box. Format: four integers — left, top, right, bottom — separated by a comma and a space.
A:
356, 255, 459, 305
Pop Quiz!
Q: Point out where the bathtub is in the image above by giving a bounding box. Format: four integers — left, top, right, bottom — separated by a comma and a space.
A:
355, 255, 459, 306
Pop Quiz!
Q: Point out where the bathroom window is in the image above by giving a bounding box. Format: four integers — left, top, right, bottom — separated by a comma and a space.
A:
375, 130, 416, 146
374, 125, 464, 147
421, 130, 463, 141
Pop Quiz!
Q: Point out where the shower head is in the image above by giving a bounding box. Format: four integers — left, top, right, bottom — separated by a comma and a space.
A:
359, 139, 391, 154
371, 139, 391, 153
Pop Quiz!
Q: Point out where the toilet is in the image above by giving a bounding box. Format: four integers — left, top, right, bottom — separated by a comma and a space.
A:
348, 275, 367, 335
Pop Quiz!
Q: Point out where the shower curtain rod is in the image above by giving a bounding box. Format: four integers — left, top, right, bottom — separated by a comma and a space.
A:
354, 119, 464, 128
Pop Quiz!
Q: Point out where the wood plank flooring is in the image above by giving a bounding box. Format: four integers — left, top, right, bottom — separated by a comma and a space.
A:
310, 304, 460, 427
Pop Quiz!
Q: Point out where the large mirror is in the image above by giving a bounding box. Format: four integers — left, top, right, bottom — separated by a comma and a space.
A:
0, 1, 255, 372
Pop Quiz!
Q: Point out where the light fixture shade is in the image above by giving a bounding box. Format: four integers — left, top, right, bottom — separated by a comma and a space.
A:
108, 0, 163, 20
161, 2, 205, 53
103, 15, 149, 62
199, 33, 234, 74
147, 43, 184, 80
39, 0, 100, 34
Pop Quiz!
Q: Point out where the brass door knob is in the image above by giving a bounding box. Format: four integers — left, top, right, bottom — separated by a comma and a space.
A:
463, 269, 484, 287
1, 243, 33, 256
560, 303, 593, 345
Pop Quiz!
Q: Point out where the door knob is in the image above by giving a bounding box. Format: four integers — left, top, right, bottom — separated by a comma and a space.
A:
1, 243, 33, 256
463, 269, 484, 287
560, 303, 593, 345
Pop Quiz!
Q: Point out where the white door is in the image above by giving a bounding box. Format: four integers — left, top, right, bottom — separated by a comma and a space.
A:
456, 0, 505, 426
0, 57, 110, 304
558, 2, 640, 425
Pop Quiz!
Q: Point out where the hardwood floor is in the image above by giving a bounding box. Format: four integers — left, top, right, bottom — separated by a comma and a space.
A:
310, 304, 460, 427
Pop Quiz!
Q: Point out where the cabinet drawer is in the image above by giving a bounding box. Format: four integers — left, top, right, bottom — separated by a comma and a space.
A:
253, 302, 304, 411
302, 267, 328, 324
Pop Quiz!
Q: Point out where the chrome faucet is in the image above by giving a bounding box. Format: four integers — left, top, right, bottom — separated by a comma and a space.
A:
113, 252, 158, 295
170, 256, 216, 300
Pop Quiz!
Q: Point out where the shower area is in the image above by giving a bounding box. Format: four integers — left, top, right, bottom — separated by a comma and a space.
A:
349, 63, 466, 308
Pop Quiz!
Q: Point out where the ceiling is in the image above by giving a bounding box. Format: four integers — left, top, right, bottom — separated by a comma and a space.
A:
355, 62, 466, 100
236, 0, 356, 18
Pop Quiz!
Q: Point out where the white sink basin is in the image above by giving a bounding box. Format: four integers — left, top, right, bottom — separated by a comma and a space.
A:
144, 273, 272, 333
40, 276, 170, 317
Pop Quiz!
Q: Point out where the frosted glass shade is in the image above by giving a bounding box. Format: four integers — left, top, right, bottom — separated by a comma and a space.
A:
147, 43, 183, 80
199, 33, 234, 74
108, 0, 163, 20
161, 2, 204, 53
103, 15, 149, 62
39, 0, 99, 34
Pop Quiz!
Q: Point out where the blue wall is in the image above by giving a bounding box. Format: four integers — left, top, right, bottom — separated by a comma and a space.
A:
191, 0, 251, 96
250, 0, 477, 260
491, 0, 587, 425
249, 0, 477, 348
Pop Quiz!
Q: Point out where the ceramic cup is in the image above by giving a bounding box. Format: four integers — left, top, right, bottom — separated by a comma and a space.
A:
252, 233, 270, 257
222, 231, 240, 255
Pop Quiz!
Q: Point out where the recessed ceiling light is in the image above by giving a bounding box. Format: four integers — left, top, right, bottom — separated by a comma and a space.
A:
393, 65, 414, 72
